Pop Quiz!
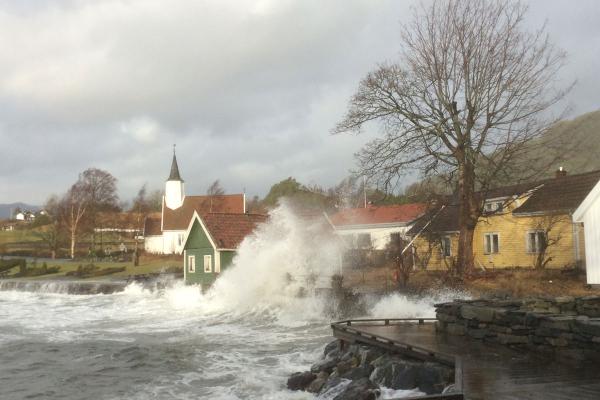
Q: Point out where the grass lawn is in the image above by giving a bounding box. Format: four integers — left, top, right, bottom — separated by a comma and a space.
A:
1, 255, 182, 280
0, 229, 44, 244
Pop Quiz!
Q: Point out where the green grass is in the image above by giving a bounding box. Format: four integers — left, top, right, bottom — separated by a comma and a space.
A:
1, 257, 182, 280
0, 229, 44, 244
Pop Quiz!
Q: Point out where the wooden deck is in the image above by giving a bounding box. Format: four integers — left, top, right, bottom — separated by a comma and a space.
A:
331, 320, 600, 400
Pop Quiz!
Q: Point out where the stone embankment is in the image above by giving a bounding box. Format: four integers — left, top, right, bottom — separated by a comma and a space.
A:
436, 296, 600, 361
287, 340, 454, 399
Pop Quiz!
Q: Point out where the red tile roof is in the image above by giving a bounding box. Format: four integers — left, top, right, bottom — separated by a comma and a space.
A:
162, 194, 245, 231
143, 213, 162, 236
329, 203, 427, 227
201, 213, 268, 249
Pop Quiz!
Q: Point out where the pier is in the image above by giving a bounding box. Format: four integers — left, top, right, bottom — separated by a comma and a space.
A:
331, 319, 600, 400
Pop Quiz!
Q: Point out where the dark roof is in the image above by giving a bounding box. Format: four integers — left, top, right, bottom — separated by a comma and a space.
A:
167, 153, 183, 181
163, 194, 245, 231
202, 213, 268, 249
482, 181, 540, 199
329, 204, 427, 227
143, 213, 162, 236
407, 204, 460, 235
513, 170, 600, 214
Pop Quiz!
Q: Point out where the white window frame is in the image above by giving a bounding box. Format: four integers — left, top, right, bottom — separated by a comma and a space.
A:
527, 230, 546, 254
484, 233, 500, 254
188, 255, 195, 273
204, 255, 212, 273
178, 233, 185, 246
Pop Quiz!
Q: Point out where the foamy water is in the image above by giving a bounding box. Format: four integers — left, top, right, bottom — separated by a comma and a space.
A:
0, 203, 465, 399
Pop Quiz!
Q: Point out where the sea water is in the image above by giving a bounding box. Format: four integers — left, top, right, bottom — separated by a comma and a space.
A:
0, 203, 462, 399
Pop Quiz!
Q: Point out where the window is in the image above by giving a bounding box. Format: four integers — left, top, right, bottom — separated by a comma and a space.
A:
357, 233, 372, 249
484, 201, 504, 213
204, 255, 212, 273
178, 233, 184, 246
441, 236, 451, 257
484, 233, 499, 254
527, 231, 547, 253
188, 255, 195, 273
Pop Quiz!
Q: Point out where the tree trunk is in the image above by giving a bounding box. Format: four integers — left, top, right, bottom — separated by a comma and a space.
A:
456, 161, 478, 276
70, 229, 76, 259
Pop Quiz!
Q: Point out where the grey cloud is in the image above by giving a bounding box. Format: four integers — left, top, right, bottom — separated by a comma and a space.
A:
0, 0, 598, 204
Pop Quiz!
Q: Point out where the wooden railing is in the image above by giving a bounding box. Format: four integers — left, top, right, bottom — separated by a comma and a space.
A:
330, 318, 464, 400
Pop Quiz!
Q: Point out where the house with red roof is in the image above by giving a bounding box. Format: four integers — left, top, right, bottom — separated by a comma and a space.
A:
182, 211, 267, 285
143, 152, 247, 254
328, 203, 428, 250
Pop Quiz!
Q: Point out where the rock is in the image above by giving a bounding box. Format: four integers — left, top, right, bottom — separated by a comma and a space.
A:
446, 323, 466, 336
358, 346, 384, 366
340, 364, 374, 380
573, 317, 600, 337
416, 362, 454, 395
324, 340, 340, 356
333, 377, 379, 400
467, 328, 490, 339
370, 356, 419, 390
307, 377, 327, 393
287, 371, 316, 391
311, 356, 339, 374
497, 333, 529, 345
461, 305, 496, 322
539, 316, 573, 332
318, 376, 343, 396
336, 359, 355, 376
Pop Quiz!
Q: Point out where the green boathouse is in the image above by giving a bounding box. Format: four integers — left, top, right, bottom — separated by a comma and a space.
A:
182, 211, 267, 286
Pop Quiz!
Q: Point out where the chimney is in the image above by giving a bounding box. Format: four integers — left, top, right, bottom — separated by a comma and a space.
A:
555, 166, 567, 178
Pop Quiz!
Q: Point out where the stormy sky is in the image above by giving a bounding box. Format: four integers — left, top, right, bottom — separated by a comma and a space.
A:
0, 0, 599, 205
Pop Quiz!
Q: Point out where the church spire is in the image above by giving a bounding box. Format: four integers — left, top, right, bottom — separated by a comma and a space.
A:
168, 144, 183, 182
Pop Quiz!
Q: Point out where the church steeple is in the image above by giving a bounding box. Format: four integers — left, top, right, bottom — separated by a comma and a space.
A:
167, 146, 183, 182
165, 145, 185, 210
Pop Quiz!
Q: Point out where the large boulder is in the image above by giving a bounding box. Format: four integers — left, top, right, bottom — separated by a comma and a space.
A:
287, 371, 316, 391
324, 340, 340, 356
340, 364, 374, 381
311, 356, 340, 374
333, 377, 379, 400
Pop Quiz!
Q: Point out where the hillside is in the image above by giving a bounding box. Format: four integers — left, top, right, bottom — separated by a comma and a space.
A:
0, 203, 40, 219
539, 109, 600, 175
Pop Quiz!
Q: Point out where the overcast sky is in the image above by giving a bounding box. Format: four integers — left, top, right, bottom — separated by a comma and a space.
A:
0, 0, 599, 205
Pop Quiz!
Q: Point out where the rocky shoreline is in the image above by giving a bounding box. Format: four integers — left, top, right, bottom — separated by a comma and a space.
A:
287, 339, 455, 399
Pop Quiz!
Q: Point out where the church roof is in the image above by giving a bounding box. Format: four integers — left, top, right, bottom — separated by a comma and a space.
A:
162, 194, 245, 231
167, 153, 183, 181
143, 212, 163, 236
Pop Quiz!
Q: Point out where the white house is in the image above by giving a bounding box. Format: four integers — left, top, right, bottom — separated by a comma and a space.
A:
328, 203, 427, 250
573, 178, 600, 284
143, 152, 246, 254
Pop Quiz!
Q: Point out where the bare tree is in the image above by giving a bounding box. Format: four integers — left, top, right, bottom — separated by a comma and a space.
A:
61, 181, 90, 259
147, 189, 163, 212
334, 0, 570, 276
530, 213, 565, 270
207, 179, 225, 196
79, 168, 119, 250
34, 195, 64, 259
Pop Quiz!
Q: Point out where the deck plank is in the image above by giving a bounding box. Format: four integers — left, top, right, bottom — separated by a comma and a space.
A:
333, 322, 600, 400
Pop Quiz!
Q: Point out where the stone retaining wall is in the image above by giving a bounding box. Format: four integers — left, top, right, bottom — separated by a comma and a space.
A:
435, 296, 600, 362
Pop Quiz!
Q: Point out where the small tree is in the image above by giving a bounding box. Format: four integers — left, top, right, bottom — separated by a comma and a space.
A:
206, 179, 226, 196
334, 0, 570, 276
530, 213, 565, 269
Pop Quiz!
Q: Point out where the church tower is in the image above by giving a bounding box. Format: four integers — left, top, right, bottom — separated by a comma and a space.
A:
165, 148, 185, 210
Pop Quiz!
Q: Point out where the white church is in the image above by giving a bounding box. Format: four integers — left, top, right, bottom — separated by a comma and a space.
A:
143, 152, 246, 254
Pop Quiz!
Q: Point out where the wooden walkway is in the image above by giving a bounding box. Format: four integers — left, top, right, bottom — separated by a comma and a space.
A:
331, 319, 600, 400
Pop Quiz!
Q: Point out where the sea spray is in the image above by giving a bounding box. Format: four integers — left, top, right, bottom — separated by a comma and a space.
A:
198, 201, 344, 322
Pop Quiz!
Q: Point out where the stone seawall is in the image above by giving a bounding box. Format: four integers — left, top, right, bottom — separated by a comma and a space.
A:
435, 296, 600, 362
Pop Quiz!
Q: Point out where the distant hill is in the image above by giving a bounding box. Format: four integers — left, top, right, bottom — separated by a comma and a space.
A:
538, 109, 600, 175
0, 203, 41, 219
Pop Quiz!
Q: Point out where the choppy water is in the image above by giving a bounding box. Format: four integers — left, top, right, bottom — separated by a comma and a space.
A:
0, 203, 464, 399
0, 283, 459, 400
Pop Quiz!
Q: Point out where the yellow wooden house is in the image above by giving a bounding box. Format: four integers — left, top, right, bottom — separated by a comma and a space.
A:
409, 170, 600, 271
